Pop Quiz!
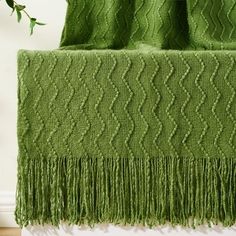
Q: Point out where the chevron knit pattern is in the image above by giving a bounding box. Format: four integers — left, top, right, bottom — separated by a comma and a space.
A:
16, 0, 236, 228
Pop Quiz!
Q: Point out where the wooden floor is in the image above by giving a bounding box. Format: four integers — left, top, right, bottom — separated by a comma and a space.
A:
0, 228, 21, 236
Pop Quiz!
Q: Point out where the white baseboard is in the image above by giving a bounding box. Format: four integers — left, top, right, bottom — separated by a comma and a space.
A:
0, 191, 18, 227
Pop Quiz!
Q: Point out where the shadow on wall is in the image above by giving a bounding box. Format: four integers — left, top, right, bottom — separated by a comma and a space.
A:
23, 223, 236, 236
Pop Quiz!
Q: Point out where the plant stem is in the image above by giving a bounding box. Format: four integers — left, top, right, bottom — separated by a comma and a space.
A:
13, 0, 32, 19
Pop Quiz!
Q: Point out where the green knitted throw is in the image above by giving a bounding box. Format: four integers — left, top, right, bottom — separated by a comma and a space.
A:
16, 0, 236, 227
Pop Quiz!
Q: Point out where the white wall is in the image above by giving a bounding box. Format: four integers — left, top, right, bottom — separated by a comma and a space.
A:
0, 0, 66, 228
0, 0, 66, 191
0, 0, 236, 235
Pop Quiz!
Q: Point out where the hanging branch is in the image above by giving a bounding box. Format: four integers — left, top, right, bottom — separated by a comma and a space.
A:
5, 0, 46, 35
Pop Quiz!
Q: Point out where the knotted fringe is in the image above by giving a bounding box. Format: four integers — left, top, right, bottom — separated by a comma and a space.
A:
15, 156, 236, 228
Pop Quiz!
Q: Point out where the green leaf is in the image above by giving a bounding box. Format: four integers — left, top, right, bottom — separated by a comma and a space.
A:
29, 18, 46, 35
6, 0, 14, 9
15, 4, 25, 21
36, 22, 46, 26
11, 7, 15, 15
16, 9, 22, 22
15, 4, 26, 11
30, 18, 37, 35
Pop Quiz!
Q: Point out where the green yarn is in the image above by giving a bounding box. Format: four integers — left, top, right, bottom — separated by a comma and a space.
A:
60, 0, 189, 49
16, 0, 236, 228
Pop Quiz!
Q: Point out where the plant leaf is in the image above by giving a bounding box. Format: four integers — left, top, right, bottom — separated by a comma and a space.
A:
6, 0, 14, 9
11, 7, 15, 15
30, 18, 37, 35
15, 4, 26, 11
16, 9, 22, 22
36, 22, 46, 26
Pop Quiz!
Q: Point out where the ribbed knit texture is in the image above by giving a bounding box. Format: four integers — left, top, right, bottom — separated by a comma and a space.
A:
16, 0, 236, 228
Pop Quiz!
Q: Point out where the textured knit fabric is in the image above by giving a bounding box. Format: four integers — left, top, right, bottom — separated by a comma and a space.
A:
16, 0, 236, 227
59, 0, 189, 49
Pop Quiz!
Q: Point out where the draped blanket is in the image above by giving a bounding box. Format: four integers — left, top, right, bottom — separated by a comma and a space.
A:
16, 0, 236, 227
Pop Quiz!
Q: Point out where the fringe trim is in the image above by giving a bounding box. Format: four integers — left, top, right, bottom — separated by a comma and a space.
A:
15, 156, 236, 228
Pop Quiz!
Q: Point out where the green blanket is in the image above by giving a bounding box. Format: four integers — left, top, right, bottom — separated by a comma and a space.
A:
16, 0, 236, 227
